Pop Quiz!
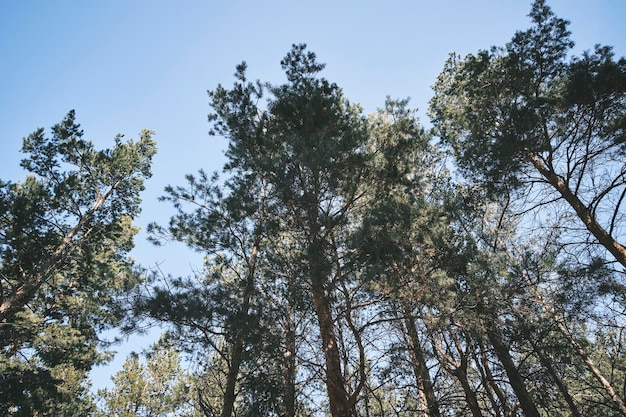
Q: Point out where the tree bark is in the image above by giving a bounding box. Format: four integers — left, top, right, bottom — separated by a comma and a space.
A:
432, 328, 483, 417
473, 341, 508, 417
530, 154, 626, 269
400, 304, 441, 417
486, 327, 541, 417
221, 338, 244, 417
221, 182, 266, 417
305, 186, 352, 417
220, 242, 258, 417
0, 180, 121, 324
517, 258, 626, 416
311, 274, 350, 417
555, 319, 626, 415
454, 366, 484, 417
536, 349, 582, 417
281, 310, 297, 417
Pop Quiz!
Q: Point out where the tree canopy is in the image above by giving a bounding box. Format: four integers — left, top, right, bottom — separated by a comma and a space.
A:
3, 1, 626, 416
0, 111, 156, 415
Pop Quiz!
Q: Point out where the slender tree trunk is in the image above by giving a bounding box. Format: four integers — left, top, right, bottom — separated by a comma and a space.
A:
484, 208, 626, 415
517, 263, 626, 416
530, 154, 626, 268
335, 242, 366, 413
486, 327, 541, 417
552, 313, 626, 414
556, 320, 626, 415
0, 181, 120, 323
222, 338, 244, 417
454, 366, 484, 417
311, 274, 350, 417
221, 244, 257, 417
282, 310, 297, 417
536, 349, 582, 417
304, 189, 352, 417
220, 295, 255, 417
451, 335, 484, 417
432, 328, 483, 417
400, 304, 441, 417
472, 343, 505, 417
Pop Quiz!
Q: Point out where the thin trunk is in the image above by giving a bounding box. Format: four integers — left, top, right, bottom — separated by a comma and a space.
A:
282, 312, 297, 417
485, 209, 626, 415
432, 329, 483, 417
0, 179, 121, 323
305, 189, 351, 417
454, 367, 484, 417
556, 320, 626, 415
335, 241, 366, 413
221, 330, 244, 417
486, 327, 541, 417
536, 349, 582, 417
530, 154, 626, 268
400, 304, 441, 417
221, 243, 258, 417
472, 343, 504, 417
518, 260, 626, 416
311, 275, 350, 417
451, 335, 484, 417
222, 183, 266, 417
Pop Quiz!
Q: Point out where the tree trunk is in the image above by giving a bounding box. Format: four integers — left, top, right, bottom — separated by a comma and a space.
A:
486, 327, 541, 417
0, 181, 120, 324
555, 319, 626, 415
311, 275, 350, 417
518, 262, 626, 416
454, 366, 484, 417
473, 341, 507, 417
400, 304, 441, 417
530, 154, 626, 269
484, 206, 626, 415
282, 311, 297, 417
221, 338, 244, 417
536, 349, 582, 417
222, 231, 261, 417
432, 327, 483, 417
305, 194, 351, 417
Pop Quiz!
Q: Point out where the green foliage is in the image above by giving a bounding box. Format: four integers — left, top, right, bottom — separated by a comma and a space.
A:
0, 111, 156, 415
96, 344, 200, 417
142, 32, 623, 416
430, 0, 567, 185
132, 9, 626, 416
2, 2, 620, 415
430, 0, 625, 196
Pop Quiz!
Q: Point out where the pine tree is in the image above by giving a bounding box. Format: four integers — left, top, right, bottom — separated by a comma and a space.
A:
0, 111, 156, 415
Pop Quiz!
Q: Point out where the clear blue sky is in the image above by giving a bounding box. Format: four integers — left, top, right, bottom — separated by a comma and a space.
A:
1, 0, 624, 391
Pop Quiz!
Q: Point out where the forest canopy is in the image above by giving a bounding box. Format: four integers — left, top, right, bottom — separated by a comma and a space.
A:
1, 1, 625, 416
